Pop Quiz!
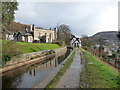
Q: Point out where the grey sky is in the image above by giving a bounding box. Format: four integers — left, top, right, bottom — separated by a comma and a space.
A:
15, 1, 118, 37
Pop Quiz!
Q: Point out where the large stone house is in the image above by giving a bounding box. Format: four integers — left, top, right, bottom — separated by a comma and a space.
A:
70, 35, 81, 47
34, 27, 55, 43
14, 24, 56, 43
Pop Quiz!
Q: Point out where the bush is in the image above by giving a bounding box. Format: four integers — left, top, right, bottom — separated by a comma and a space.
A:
33, 40, 39, 43
56, 41, 65, 46
2, 41, 21, 67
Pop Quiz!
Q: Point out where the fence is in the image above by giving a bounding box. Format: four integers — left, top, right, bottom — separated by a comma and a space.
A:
82, 47, 120, 69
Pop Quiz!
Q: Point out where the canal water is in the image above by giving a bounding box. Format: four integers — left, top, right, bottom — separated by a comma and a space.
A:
2, 48, 71, 88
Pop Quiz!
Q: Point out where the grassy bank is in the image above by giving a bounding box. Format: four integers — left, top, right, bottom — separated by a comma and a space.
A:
1, 40, 60, 67
16, 42, 60, 53
45, 49, 76, 88
80, 48, 120, 88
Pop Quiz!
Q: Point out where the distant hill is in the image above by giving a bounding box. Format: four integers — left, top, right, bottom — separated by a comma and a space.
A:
5, 22, 30, 32
90, 31, 119, 43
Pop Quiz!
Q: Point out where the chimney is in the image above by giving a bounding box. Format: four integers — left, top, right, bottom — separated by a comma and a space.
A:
25, 27, 28, 32
30, 24, 35, 31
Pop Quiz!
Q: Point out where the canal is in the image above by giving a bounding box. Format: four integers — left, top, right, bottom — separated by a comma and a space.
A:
2, 48, 71, 88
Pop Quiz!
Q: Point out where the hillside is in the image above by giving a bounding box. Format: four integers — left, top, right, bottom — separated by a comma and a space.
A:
90, 31, 119, 43
5, 22, 30, 32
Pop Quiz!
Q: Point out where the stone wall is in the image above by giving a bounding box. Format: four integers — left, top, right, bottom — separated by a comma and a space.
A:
54, 47, 67, 57
5, 49, 54, 66
1, 47, 67, 73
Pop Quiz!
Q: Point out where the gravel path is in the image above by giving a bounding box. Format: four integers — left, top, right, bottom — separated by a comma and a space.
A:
56, 48, 83, 88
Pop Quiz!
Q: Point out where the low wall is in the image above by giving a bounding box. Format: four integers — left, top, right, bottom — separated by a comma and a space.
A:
1, 47, 67, 73
54, 47, 67, 57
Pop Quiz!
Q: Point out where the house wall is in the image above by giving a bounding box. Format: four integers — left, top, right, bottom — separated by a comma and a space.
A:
28, 36, 33, 43
5, 34, 8, 40
70, 38, 82, 47
34, 29, 55, 43
17, 34, 22, 42
22, 36, 25, 41
8, 35, 14, 40
1, 30, 14, 40
21, 36, 33, 43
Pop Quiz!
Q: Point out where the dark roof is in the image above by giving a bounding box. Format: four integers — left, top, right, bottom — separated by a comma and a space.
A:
76, 38, 80, 42
35, 27, 44, 29
70, 35, 75, 41
20, 31, 26, 36
70, 35, 81, 44
2, 30, 14, 35
72, 38, 80, 44
14, 31, 33, 37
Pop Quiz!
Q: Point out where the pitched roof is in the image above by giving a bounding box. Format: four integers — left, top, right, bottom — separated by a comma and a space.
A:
70, 35, 81, 44
70, 35, 75, 41
2, 30, 14, 35
72, 38, 80, 44
14, 31, 33, 37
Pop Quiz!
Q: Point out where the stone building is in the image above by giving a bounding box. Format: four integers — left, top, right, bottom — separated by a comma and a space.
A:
34, 27, 55, 43
14, 24, 56, 43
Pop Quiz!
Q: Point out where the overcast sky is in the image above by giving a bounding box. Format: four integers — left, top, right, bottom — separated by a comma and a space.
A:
15, 0, 119, 37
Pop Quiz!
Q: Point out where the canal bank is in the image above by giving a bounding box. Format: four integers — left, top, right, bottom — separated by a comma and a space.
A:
1, 47, 67, 73
2, 47, 72, 88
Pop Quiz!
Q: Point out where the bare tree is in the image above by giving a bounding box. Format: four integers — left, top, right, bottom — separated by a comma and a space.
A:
57, 24, 71, 46
81, 35, 94, 47
98, 37, 106, 58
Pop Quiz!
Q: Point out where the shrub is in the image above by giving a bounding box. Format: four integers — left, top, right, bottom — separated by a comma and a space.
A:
56, 41, 65, 46
33, 40, 39, 43
2, 41, 21, 67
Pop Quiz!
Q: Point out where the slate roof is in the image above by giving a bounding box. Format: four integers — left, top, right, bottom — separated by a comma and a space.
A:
2, 30, 14, 35
72, 38, 80, 44
14, 31, 33, 37
70, 34, 75, 41
70, 35, 81, 44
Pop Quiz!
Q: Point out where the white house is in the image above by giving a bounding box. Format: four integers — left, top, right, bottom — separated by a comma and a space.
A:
1, 30, 14, 40
70, 35, 81, 47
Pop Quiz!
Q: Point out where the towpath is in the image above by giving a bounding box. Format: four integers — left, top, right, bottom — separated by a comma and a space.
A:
56, 48, 83, 88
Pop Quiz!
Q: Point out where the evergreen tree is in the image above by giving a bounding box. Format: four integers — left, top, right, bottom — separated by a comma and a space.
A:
2, 1, 18, 29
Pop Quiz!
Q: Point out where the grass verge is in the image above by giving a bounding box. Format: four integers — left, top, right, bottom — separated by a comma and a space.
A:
16, 42, 60, 53
80, 48, 120, 88
45, 49, 76, 88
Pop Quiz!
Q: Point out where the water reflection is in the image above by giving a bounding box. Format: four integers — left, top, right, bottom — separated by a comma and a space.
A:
2, 48, 71, 88
29, 69, 36, 76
